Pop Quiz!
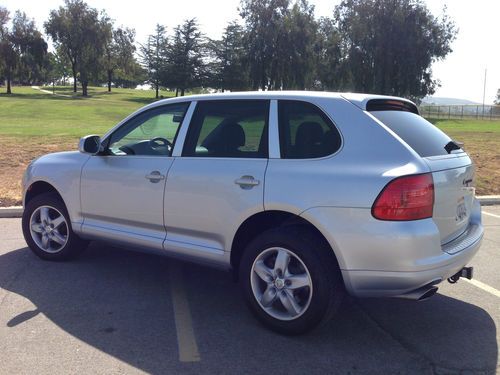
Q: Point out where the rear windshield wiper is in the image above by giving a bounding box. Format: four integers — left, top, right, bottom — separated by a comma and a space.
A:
444, 140, 463, 154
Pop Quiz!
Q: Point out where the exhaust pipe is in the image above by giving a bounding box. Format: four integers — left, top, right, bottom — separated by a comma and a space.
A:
416, 286, 438, 301
398, 285, 439, 301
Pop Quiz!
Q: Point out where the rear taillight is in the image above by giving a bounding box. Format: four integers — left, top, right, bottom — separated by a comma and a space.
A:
372, 173, 434, 221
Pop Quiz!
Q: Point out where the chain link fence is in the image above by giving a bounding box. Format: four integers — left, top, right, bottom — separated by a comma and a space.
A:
419, 105, 500, 120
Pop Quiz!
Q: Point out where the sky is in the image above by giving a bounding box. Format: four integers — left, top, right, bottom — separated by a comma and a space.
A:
1, 0, 498, 103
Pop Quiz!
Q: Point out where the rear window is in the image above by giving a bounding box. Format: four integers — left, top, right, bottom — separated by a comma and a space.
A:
370, 111, 457, 157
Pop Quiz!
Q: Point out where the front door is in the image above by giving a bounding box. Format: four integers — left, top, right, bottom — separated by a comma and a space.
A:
163, 100, 270, 257
80, 102, 190, 249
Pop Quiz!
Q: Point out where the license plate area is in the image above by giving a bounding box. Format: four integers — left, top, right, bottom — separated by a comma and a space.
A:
456, 197, 468, 223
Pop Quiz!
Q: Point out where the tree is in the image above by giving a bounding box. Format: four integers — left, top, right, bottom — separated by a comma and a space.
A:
0, 6, 15, 93
495, 89, 500, 105
0, 7, 6, 84
75, 11, 108, 96
42, 52, 60, 88
168, 18, 205, 96
207, 21, 249, 92
10, 11, 48, 85
239, 0, 290, 90
51, 47, 72, 85
279, 0, 318, 89
334, 0, 457, 99
45, 0, 106, 96
0, 35, 16, 94
103, 23, 137, 92
113, 60, 146, 88
314, 17, 345, 90
0, 8, 47, 93
139, 24, 167, 98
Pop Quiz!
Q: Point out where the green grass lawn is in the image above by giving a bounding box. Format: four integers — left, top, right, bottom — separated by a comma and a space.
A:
0, 86, 499, 206
0, 86, 175, 137
427, 118, 500, 196
429, 118, 500, 133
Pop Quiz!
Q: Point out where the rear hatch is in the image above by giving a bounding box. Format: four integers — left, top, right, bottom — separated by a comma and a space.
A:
368, 100, 475, 245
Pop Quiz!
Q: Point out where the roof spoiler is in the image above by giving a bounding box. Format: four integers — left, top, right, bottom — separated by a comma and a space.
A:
341, 94, 419, 115
366, 99, 419, 114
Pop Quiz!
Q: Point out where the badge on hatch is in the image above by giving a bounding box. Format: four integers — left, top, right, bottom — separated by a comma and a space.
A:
456, 197, 467, 222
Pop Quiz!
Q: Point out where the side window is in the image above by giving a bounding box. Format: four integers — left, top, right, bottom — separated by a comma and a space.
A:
278, 100, 341, 159
183, 100, 269, 158
107, 103, 189, 156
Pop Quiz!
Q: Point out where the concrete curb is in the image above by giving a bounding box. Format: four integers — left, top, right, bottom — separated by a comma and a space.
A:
0, 206, 23, 218
1, 195, 499, 219
477, 195, 500, 206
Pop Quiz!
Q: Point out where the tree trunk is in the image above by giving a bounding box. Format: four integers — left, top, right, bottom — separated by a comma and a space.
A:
180, 88, 185, 96
155, 83, 159, 99
6, 74, 11, 94
82, 81, 88, 97
107, 69, 112, 92
72, 66, 77, 93
175, 88, 179, 97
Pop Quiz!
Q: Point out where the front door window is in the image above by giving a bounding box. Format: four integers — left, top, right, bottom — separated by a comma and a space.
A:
107, 103, 189, 156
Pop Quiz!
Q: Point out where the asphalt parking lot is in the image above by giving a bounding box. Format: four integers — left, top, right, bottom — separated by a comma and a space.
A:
0, 207, 499, 375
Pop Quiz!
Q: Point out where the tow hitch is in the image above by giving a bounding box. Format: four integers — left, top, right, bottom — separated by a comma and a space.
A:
448, 267, 473, 284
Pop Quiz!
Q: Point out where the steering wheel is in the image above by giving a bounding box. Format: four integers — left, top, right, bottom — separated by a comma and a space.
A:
149, 137, 172, 150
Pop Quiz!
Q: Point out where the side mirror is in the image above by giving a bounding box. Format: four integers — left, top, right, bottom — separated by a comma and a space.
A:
78, 135, 101, 155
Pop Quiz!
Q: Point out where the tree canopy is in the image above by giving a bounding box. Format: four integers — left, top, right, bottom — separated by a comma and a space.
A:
334, 0, 457, 100
2, 0, 459, 100
0, 8, 47, 93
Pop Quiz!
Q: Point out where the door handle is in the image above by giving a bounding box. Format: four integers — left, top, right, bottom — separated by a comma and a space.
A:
145, 171, 165, 183
235, 175, 260, 189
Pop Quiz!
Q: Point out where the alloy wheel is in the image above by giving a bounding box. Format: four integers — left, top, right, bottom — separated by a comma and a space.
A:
250, 247, 313, 321
29, 205, 69, 253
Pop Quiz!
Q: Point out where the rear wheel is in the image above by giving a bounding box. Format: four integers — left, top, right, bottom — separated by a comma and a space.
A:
240, 226, 344, 335
22, 192, 88, 260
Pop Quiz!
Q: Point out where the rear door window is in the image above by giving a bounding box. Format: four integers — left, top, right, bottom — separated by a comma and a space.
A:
183, 100, 269, 158
370, 110, 458, 157
278, 100, 341, 159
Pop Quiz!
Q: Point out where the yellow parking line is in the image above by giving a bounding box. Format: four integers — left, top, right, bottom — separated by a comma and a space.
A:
168, 262, 201, 362
483, 211, 500, 219
464, 279, 500, 298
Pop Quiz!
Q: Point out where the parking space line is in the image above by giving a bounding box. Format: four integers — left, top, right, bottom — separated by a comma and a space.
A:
168, 262, 201, 362
464, 279, 500, 298
483, 211, 500, 219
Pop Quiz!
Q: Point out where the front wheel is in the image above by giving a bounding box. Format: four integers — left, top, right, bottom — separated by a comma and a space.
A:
22, 192, 88, 261
239, 226, 345, 335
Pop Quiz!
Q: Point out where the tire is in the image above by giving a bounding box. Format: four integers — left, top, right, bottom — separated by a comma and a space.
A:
239, 225, 345, 335
22, 192, 88, 261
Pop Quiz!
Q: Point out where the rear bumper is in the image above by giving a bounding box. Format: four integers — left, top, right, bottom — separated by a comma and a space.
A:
300, 199, 484, 298
341, 230, 482, 298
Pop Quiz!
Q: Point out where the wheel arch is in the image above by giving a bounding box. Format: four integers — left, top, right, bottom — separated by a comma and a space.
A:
25, 180, 64, 207
230, 210, 343, 280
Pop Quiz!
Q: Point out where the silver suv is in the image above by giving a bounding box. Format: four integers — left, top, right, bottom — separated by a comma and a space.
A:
22, 92, 483, 334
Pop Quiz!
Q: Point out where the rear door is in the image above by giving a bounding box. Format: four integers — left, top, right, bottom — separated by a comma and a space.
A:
163, 100, 269, 254
370, 109, 475, 245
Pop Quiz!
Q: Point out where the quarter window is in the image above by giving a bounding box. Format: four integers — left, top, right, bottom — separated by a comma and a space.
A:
278, 100, 341, 159
183, 100, 269, 158
107, 103, 189, 156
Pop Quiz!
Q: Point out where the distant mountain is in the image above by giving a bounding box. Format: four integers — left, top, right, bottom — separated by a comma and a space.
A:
421, 97, 481, 106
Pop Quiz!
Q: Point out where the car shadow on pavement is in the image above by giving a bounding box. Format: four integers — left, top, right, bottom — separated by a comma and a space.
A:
0, 243, 497, 374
